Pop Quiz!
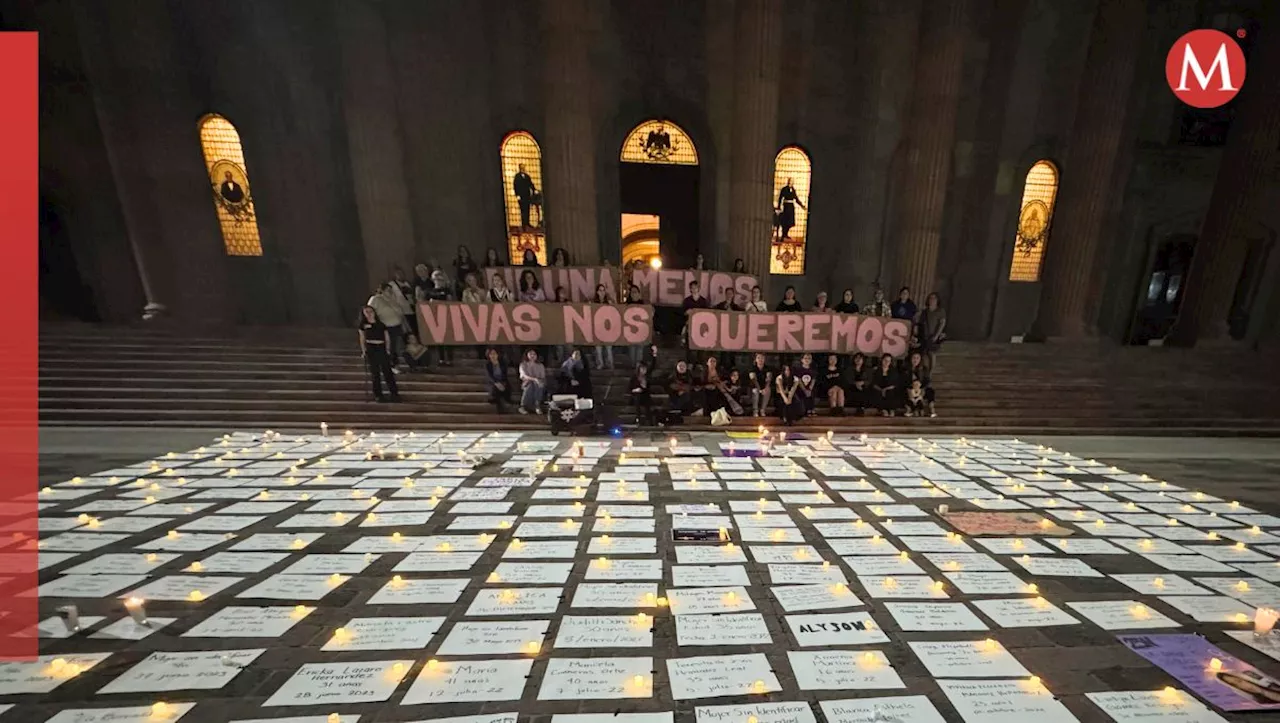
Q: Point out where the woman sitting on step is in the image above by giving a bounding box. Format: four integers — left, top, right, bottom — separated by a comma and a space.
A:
629, 362, 655, 425
871, 353, 901, 417
775, 364, 805, 426
902, 350, 937, 418
558, 349, 593, 400
484, 347, 511, 413
518, 348, 548, 415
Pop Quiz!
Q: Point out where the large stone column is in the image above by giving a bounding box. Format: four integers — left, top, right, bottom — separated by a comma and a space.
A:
542, 0, 599, 265
1167, 10, 1280, 346
726, 0, 783, 284
1028, 0, 1146, 339
334, 0, 416, 289
893, 0, 968, 297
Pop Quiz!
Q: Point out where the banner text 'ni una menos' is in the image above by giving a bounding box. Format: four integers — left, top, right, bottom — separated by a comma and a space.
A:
686, 309, 912, 357
482, 266, 759, 305
417, 302, 654, 346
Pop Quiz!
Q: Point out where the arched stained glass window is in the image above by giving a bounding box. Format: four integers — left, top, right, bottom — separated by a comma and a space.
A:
620, 120, 699, 165
198, 114, 262, 256
1008, 160, 1059, 282
500, 131, 547, 265
769, 146, 811, 275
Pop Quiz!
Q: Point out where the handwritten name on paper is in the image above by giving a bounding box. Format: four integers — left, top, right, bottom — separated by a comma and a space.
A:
537, 657, 653, 700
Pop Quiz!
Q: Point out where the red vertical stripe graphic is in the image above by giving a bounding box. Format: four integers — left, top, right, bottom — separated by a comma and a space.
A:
0, 31, 39, 659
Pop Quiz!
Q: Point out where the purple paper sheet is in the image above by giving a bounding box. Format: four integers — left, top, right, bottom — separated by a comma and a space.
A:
1118, 633, 1280, 711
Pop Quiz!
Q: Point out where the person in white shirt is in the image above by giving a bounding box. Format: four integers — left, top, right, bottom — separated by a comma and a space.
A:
367, 283, 407, 372
745, 285, 768, 312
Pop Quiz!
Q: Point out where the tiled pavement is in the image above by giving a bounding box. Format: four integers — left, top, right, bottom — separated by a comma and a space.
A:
21, 429, 1280, 722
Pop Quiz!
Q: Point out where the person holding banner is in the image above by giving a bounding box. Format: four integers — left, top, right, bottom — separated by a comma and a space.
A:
834, 289, 859, 315
484, 348, 511, 413
681, 280, 710, 362
358, 305, 401, 403
423, 270, 455, 367
591, 284, 615, 370
713, 286, 744, 371
774, 364, 805, 426
625, 282, 647, 364
871, 353, 902, 416
518, 349, 548, 415
747, 353, 774, 417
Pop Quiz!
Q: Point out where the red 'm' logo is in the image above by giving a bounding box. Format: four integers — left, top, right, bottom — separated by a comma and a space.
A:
1166, 29, 1247, 108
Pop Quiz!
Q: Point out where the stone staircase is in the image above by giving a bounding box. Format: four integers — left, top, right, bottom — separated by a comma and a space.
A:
38, 323, 1280, 436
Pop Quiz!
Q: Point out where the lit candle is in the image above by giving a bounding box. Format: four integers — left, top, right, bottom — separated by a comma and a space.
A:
125, 597, 149, 626
1255, 608, 1279, 637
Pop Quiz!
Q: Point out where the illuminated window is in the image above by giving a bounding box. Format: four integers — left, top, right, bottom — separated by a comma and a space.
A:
769, 146, 811, 275
500, 131, 547, 265
198, 114, 262, 256
620, 120, 699, 165
1008, 160, 1059, 282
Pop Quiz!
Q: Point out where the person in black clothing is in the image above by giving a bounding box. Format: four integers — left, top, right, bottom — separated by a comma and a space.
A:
484, 347, 511, 413
681, 280, 710, 362
732, 258, 746, 274
550, 248, 570, 267
891, 287, 917, 321
218, 171, 245, 204
795, 353, 818, 416
723, 369, 745, 416
775, 364, 805, 425
423, 271, 455, 366
513, 163, 537, 229
775, 286, 803, 312
521, 248, 540, 267
667, 360, 695, 417
453, 246, 478, 298
834, 289, 859, 315
713, 286, 743, 371
630, 362, 654, 425
358, 305, 401, 403
484, 247, 503, 268
847, 353, 871, 415
694, 253, 708, 271
747, 353, 773, 417
902, 350, 938, 418
558, 349, 592, 399
821, 355, 846, 415
775, 178, 805, 240
872, 353, 901, 417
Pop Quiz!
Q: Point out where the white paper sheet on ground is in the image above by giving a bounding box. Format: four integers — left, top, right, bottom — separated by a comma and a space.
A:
942, 572, 1031, 596
489, 562, 573, 584
449, 502, 514, 514
0, 654, 113, 695
504, 540, 579, 559
667, 654, 781, 700
667, 587, 755, 615
939, 679, 1079, 723
819, 695, 947, 723
770, 584, 866, 612
554, 615, 653, 648
597, 504, 654, 517
861, 576, 950, 599
467, 587, 563, 616
89, 617, 175, 641
672, 565, 751, 587
842, 556, 926, 577
1085, 690, 1229, 723
572, 583, 659, 608
1065, 600, 1180, 630
749, 545, 825, 563
1048, 538, 1129, 555
97, 649, 264, 694
827, 538, 901, 556
971, 597, 1080, 628
585, 558, 663, 581
122, 575, 244, 601
514, 521, 582, 537
230, 533, 324, 551
885, 602, 988, 631
898, 536, 974, 553
974, 538, 1057, 555
588, 537, 657, 555
909, 640, 1030, 677
1140, 554, 1235, 573
392, 552, 483, 572
30, 615, 105, 639
788, 650, 904, 690
279, 553, 378, 575
676, 613, 772, 646
183, 606, 313, 638
321, 616, 446, 651
367, 577, 469, 604
1011, 556, 1103, 578
1224, 630, 1280, 663
181, 552, 289, 574
263, 659, 413, 706
236, 574, 348, 600
784, 612, 889, 646
38, 575, 147, 598
768, 564, 848, 585
1156, 595, 1256, 623
734, 513, 798, 529
738, 527, 806, 543
43, 703, 198, 723
695, 702, 815, 723
435, 620, 549, 655
1109, 574, 1212, 596
811, 521, 880, 538
674, 546, 749, 564
537, 657, 653, 700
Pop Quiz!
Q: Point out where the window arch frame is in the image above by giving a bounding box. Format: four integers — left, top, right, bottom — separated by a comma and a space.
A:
620, 119, 699, 165
499, 130, 548, 265
197, 113, 263, 257
1008, 159, 1059, 283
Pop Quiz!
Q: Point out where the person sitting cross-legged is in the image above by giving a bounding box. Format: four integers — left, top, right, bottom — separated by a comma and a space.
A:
518, 348, 548, 415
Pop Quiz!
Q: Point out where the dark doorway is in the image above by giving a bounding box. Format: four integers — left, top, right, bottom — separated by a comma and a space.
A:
1228, 237, 1274, 340
618, 162, 700, 268
39, 197, 99, 322
1128, 235, 1195, 344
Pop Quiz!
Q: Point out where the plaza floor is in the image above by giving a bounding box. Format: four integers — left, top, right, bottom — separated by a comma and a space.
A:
20, 427, 1280, 722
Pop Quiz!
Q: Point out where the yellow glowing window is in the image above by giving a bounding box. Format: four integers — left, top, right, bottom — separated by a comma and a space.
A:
620, 120, 698, 165
770, 146, 812, 275
500, 130, 547, 265
198, 114, 262, 257
1009, 160, 1058, 282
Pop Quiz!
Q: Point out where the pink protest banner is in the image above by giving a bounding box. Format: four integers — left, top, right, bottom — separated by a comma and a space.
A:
483, 266, 620, 303
685, 309, 912, 357
417, 302, 654, 346
629, 268, 759, 307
